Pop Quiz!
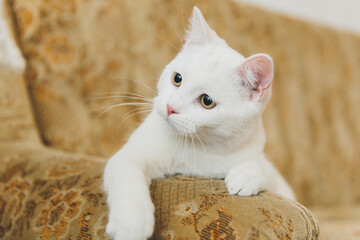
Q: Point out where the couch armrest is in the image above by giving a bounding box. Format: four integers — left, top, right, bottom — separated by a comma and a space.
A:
0, 143, 319, 239
151, 177, 319, 239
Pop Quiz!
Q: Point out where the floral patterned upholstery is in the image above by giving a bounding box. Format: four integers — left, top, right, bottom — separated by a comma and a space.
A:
3, 0, 360, 238
0, 143, 109, 239
0, 142, 318, 239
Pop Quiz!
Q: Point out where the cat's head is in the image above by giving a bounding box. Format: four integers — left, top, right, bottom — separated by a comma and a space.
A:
154, 7, 273, 144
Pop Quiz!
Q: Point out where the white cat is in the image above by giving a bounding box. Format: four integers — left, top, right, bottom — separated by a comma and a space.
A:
104, 7, 295, 240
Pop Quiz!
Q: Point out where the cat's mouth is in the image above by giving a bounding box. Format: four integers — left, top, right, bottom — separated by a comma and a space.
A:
153, 99, 196, 134
167, 115, 196, 134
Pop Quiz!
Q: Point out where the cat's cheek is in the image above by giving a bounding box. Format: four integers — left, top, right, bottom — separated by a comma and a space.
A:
153, 97, 167, 119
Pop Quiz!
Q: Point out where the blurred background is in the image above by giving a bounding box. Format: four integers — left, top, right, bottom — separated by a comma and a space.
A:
0, 0, 359, 239
238, 0, 360, 36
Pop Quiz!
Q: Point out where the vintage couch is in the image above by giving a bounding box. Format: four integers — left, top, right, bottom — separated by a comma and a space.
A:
1, 0, 359, 239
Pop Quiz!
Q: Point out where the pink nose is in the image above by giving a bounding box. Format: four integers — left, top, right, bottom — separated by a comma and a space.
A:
167, 104, 178, 116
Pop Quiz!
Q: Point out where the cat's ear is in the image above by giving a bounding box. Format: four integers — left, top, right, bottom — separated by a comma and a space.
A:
185, 7, 218, 46
237, 53, 274, 100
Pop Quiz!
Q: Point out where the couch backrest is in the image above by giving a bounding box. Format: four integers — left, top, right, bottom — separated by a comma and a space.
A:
6, 0, 360, 206
0, 1, 40, 145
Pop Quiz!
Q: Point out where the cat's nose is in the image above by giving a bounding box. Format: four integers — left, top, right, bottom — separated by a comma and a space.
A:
167, 104, 178, 116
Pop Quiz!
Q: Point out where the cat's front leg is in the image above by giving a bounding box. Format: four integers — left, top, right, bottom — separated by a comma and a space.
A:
225, 159, 267, 197
104, 152, 158, 240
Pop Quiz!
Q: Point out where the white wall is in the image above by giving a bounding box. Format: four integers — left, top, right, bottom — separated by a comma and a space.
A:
237, 0, 360, 36
0, 0, 25, 70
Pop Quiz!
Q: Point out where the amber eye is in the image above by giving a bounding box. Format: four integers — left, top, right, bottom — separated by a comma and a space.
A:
173, 73, 182, 87
200, 94, 216, 109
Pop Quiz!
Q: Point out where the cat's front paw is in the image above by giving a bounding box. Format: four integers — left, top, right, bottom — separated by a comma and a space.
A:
106, 199, 155, 240
225, 163, 266, 197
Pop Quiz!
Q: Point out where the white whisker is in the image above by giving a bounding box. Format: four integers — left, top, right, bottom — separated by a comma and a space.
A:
195, 132, 208, 160
91, 91, 153, 99
95, 102, 152, 118
155, 34, 181, 52
183, 132, 187, 180
109, 77, 158, 97
116, 107, 152, 133
87, 95, 153, 103
180, 1, 186, 35
169, 22, 184, 45
190, 133, 197, 178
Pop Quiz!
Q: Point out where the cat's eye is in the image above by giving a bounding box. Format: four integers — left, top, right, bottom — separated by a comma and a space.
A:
200, 94, 216, 109
173, 73, 182, 87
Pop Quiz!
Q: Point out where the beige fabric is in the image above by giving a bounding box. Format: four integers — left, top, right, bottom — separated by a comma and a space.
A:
0, 143, 110, 239
151, 176, 319, 240
0, 68, 40, 144
0, 143, 319, 239
7, 0, 360, 206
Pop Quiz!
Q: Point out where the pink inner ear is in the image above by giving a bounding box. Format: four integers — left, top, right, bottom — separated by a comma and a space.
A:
238, 54, 274, 98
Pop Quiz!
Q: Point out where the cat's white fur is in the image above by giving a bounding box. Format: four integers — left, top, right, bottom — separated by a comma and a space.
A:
104, 7, 295, 240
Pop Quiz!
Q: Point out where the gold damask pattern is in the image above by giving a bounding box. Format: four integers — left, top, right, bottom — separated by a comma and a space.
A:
150, 177, 318, 239
0, 144, 110, 239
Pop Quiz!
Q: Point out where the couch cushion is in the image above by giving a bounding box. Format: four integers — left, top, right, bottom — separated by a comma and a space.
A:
6, 0, 142, 156
0, 1, 40, 144
7, 0, 360, 206
0, 143, 319, 239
